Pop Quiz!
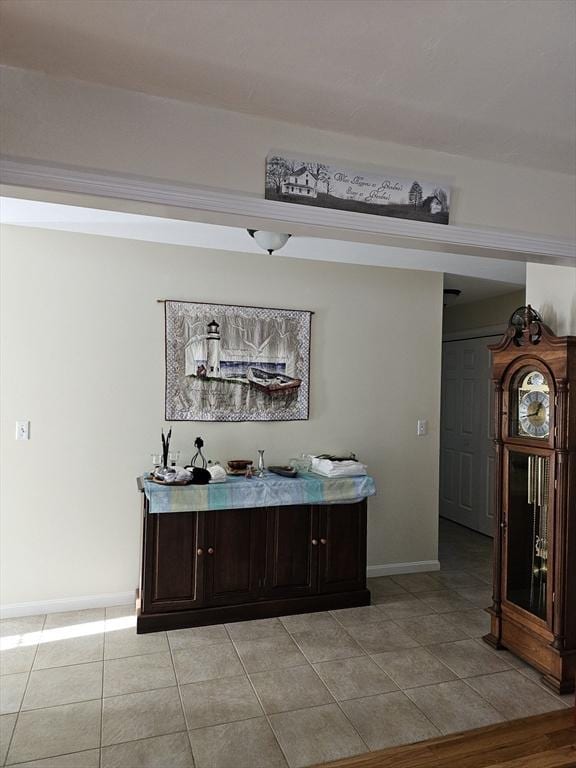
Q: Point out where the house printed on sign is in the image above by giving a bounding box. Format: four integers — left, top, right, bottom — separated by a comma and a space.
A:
281, 167, 322, 198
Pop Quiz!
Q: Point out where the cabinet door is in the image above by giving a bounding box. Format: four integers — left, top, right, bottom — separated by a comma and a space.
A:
263, 505, 318, 598
204, 508, 264, 606
317, 502, 367, 594
143, 511, 205, 613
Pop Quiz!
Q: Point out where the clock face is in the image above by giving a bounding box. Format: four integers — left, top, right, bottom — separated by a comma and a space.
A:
514, 370, 551, 439
519, 390, 550, 438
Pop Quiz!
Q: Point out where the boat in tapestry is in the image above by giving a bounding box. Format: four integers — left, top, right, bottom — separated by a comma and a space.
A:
247, 367, 302, 395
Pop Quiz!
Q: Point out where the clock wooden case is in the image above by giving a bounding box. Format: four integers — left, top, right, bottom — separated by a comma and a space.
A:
484, 306, 576, 693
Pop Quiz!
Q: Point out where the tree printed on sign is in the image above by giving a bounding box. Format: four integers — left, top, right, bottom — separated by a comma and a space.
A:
409, 181, 423, 206
265, 156, 290, 194
307, 162, 331, 195
433, 187, 449, 212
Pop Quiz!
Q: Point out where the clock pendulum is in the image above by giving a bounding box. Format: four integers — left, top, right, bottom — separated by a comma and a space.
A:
528, 455, 549, 614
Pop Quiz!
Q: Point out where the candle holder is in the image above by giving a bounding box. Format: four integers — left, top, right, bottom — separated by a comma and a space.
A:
257, 449, 266, 477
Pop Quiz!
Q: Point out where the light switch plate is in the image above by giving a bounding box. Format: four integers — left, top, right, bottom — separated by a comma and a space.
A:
417, 419, 428, 436
16, 420, 30, 440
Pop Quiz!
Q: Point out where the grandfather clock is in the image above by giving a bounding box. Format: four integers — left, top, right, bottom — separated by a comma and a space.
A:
484, 306, 576, 694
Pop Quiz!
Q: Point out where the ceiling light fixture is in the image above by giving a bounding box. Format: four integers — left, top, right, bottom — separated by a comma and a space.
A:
443, 288, 462, 307
247, 229, 292, 255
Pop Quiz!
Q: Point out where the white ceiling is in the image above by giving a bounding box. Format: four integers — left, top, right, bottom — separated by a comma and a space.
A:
0, 0, 574, 174
0, 197, 525, 302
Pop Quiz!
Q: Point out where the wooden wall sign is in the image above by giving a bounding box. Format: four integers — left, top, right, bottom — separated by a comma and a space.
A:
265, 152, 451, 224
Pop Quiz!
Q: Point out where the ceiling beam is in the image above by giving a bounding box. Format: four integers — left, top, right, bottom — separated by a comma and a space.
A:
1, 156, 574, 265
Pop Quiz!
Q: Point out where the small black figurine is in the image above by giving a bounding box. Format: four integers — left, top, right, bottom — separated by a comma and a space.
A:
190, 437, 207, 469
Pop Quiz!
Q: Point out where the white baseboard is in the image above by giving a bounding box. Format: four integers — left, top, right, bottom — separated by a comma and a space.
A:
0, 591, 136, 619
367, 560, 440, 578
0, 564, 439, 618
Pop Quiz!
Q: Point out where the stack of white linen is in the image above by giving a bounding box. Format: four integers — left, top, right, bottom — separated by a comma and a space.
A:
208, 464, 228, 483
309, 456, 368, 478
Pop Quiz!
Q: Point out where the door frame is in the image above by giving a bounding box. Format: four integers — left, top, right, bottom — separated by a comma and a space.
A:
440, 326, 505, 536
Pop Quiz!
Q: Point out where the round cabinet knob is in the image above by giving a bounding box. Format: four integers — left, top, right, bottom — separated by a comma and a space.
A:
207, 547, 215, 555
312, 539, 318, 546
197, 548, 204, 556
320, 538, 327, 545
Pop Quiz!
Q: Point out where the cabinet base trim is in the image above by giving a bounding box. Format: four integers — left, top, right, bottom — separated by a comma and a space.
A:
367, 560, 440, 578
137, 589, 371, 633
485, 618, 576, 695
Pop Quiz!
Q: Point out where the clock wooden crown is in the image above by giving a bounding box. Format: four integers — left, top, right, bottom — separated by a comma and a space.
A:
485, 306, 576, 694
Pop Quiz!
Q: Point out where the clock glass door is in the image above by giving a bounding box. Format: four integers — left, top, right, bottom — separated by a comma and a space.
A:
510, 369, 550, 440
505, 450, 551, 621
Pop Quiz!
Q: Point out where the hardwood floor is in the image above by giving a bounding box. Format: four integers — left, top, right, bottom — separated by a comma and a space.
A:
315, 710, 576, 768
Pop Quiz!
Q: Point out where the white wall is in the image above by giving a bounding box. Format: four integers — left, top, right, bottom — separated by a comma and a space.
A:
443, 290, 525, 335
1, 65, 575, 239
0, 225, 443, 609
525, 263, 576, 336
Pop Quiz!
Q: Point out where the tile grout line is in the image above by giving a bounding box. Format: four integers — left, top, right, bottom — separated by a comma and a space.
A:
469, 637, 574, 707
3, 613, 47, 767
155, 631, 196, 767
462, 666, 572, 713
6, 621, 196, 763
291, 622, 446, 752
332, 575, 510, 740
330, 611, 427, 655
99, 617, 106, 768
285, 624, 373, 756
6, 749, 98, 768
303, 616, 448, 746
223, 623, 293, 768
458, 673, 524, 723
366, 649, 456, 691
287, 607, 488, 745
166, 630, 203, 767
6, 680, 187, 718
513, 666, 574, 707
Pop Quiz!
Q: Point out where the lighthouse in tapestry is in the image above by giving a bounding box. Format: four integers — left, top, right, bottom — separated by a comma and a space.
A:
206, 319, 221, 377
167, 300, 311, 421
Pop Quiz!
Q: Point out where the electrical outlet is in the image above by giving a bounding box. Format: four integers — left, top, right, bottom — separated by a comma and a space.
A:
16, 420, 30, 440
417, 419, 428, 436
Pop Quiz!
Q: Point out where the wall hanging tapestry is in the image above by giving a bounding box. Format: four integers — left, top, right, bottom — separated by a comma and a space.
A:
265, 152, 451, 224
165, 300, 312, 421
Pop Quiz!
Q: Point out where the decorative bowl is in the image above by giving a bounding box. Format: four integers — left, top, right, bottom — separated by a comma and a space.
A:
227, 459, 253, 471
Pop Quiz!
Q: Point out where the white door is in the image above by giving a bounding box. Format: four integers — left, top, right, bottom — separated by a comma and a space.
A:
440, 336, 496, 536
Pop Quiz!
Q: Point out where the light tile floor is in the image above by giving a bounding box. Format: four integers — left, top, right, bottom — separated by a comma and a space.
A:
0, 519, 572, 768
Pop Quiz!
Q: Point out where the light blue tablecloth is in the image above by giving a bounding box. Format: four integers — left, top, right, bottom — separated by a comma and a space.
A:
142, 472, 376, 514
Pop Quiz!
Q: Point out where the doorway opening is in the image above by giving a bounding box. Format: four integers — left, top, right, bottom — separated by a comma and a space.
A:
438, 275, 525, 574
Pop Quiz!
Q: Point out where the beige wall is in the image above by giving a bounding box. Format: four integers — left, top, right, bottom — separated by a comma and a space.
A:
1, 65, 575, 239
442, 290, 525, 335
0, 225, 443, 607
525, 263, 576, 336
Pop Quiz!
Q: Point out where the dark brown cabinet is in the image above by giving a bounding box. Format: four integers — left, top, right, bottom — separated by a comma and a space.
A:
138, 496, 370, 633
204, 507, 263, 606
264, 505, 316, 598
318, 503, 367, 594
142, 511, 205, 613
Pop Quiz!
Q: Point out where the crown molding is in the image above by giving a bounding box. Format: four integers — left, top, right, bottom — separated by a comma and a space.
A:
1, 156, 574, 263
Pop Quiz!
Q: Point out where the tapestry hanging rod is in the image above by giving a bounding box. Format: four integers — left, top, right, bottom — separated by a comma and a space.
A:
156, 299, 314, 314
